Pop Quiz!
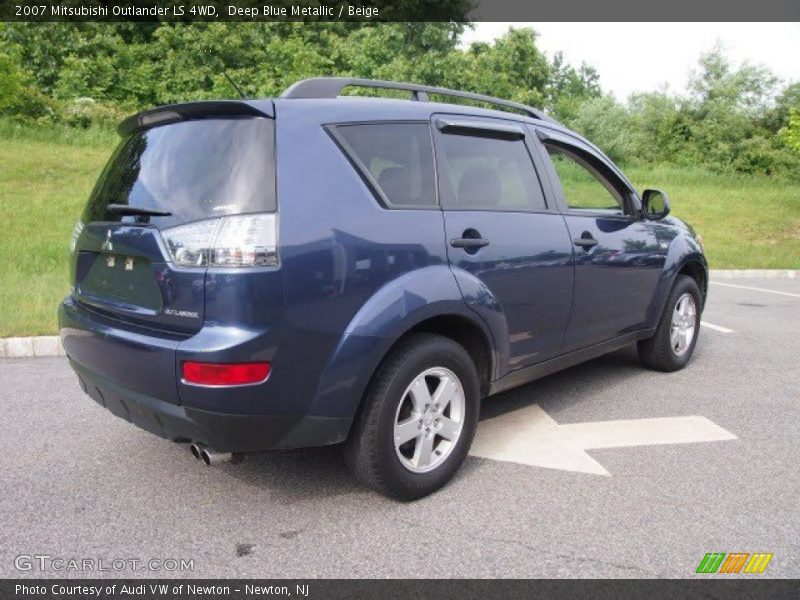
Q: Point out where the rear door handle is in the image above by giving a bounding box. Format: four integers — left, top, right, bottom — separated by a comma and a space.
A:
450, 238, 490, 249
573, 237, 598, 248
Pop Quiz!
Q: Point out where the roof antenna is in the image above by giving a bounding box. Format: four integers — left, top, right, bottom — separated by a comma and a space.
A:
223, 70, 246, 99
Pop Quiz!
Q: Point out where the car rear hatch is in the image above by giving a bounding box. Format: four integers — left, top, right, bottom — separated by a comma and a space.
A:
63, 101, 276, 403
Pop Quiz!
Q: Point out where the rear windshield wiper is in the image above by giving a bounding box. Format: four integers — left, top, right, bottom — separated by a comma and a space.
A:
106, 204, 172, 223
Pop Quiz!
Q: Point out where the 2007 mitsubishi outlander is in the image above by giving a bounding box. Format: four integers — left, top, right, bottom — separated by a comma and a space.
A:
60, 77, 707, 500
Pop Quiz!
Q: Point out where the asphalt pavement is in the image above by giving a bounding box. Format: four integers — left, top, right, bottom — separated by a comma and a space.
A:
1, 277, 797, 578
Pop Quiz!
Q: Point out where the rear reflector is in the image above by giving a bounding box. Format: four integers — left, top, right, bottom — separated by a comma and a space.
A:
182, 361, 271, 386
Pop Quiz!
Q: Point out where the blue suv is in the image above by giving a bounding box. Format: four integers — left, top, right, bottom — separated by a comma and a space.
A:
60, 78, 707, 499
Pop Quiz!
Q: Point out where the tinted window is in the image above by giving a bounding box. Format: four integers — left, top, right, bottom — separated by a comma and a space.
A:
335, 123, 436, 207
437, 131, 546, 211
83, 118, 275, 229
544, 143, 625, 213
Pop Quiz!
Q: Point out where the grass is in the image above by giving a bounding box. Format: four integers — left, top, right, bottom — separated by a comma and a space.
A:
0, 123, 114, 336
0, 122, 798, 337
628, 164, 800, 270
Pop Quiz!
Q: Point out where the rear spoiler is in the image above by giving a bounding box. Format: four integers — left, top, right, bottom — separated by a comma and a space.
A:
118, 100, 273, 136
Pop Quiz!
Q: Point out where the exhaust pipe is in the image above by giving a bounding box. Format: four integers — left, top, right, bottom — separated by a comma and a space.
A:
190, 442, 202, 460
189, 443, 242, 466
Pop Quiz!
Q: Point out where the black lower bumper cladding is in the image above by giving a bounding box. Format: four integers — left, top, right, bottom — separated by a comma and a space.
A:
70, 359, 351, 453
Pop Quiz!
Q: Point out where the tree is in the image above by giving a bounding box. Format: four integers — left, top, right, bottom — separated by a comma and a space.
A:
765, 82, 800, 132
779, 109, 800, 154
688, 45, 778, 115
6, 22, 796, 176
679, 45, 788, 174
0, 45, 24, 112
627, 90, 691, 164
547, 51, 601, 122
1, 23, 81, 95
0, 28, 59, 123
570, 95, 632, 163
464, 28, 551, 107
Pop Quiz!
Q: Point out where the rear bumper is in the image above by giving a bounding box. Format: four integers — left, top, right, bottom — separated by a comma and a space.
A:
60, 297, 351, 452
71, 358, 351, 453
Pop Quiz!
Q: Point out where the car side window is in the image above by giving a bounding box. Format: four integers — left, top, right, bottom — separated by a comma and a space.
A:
543, 142, 626, 215
436, 130, 547, 212
333, 123, 436, 208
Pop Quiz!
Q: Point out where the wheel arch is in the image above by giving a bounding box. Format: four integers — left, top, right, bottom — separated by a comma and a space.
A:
650, 234, 708, 327
396, 314, 493, 397
307, 265, 499, 432
676, 258, 708, 311
338, 312, 495, 446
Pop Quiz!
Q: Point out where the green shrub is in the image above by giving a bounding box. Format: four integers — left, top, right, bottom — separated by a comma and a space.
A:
727, 136, 796, 176
569, 95, 633, 163
0, 44, 61, 124
61, 97, 128, 129
1, 24, 799, 178
4, 85, 61, 125
0, 50, 24, 112
779, 109, 800, 154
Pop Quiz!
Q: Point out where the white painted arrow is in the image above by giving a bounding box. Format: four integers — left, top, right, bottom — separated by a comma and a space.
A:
470, 405, 737, 475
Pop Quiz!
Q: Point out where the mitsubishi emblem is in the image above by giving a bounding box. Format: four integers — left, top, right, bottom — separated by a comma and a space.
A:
102, 229, 114, 252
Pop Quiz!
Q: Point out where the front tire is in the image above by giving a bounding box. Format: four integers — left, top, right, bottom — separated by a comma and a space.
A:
638, 274, 701, 372
344, 333, 480, 501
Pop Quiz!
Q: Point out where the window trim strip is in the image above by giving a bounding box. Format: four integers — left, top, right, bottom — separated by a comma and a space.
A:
435, 118, 526, 141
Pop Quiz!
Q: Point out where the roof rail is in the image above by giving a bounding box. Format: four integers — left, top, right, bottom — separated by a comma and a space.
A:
280, 77, 556, 123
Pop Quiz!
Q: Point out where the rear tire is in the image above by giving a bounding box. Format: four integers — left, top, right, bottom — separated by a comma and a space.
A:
344, 333, 480, 501
638, 275, 701, 372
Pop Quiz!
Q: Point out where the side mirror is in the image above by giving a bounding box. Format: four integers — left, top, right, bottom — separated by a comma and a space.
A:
642, 189, 670, 220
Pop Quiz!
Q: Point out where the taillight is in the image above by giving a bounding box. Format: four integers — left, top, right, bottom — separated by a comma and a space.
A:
161, 214, 278, 268
182, 361, 271, 386
161, 219, 217, 266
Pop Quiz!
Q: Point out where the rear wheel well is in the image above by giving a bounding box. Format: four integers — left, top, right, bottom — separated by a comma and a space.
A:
405, 315, 492, 397
677, 261, 707, 308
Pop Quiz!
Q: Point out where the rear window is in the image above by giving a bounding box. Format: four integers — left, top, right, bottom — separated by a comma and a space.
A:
83, 118, 275, 229
332, 123, 436, 208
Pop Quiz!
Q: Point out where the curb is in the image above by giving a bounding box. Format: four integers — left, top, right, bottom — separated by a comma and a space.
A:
1, 336, 64, 358
709, 269, 798, 279
1, 269, 797, 358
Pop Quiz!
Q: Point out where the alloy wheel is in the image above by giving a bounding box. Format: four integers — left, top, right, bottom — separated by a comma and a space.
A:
393, 367, 466, 473
670, 292, 697, 357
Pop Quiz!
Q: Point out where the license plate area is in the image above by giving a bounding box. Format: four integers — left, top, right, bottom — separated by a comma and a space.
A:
77, 252, 163, 313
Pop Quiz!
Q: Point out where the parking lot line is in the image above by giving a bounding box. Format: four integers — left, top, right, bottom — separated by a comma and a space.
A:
701, 321, 735, 333
710, 281, 800, 299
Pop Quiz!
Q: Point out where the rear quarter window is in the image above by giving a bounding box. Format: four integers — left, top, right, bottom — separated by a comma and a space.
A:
83, 117, 275, 229
331, 122, 437, 208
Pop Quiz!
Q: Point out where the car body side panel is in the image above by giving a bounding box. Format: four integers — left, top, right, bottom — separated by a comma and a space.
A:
446, 267, 508, 380
429, 113, 575, 376
444, 211, 574, 371
526, 123, 669, 351
647, 217, 708, 327
561, 214, 666, 350
309, 265, 498, 419
273, 100, 464, 420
